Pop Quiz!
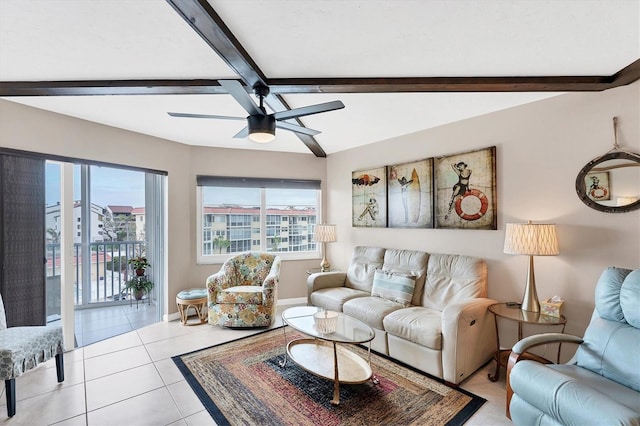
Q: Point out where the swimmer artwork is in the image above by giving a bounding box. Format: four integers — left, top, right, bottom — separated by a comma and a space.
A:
435, 146, 497, 230
352, 166, 387, 227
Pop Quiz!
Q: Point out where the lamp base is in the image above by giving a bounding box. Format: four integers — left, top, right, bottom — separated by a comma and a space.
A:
521, 255, 540, 312
320, 257, 330, 273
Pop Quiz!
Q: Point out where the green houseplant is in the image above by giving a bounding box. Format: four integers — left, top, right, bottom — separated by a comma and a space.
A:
124, 276, 154, 300
128, 256, 150, 276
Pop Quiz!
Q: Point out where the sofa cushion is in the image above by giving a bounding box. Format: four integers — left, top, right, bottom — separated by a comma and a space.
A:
345, 246, 385, 292
549, 364, 640, 412
310, 287, 369, 312
383, 307, 442, 350
371, 270, 416, 307
620, 269, 640, 328
422, 254, 487, 310
595, 266, 632, 322
381, 249, 429, 306
342, 296, 404, 330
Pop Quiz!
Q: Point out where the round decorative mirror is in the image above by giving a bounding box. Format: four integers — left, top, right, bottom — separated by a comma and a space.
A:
575, 151, 640, 213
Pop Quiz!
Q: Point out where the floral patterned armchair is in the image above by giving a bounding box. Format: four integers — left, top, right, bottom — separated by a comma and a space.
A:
207, 252, 281, 327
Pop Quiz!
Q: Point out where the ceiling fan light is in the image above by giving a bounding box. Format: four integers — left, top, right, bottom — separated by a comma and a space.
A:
248, 115, 276, 143
249, 131, 275, 143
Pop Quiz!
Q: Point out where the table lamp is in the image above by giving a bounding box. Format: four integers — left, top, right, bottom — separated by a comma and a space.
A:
504, 221, 559, 312
313, 224, 337, 272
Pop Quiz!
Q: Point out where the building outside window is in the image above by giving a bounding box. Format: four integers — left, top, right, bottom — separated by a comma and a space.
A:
196, 176, 321, 263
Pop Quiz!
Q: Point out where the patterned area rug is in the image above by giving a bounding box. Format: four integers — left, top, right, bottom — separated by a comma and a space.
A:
173, 327, 485, 426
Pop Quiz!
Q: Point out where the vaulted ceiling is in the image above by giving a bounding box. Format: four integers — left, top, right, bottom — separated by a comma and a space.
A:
1, 0, 638, 157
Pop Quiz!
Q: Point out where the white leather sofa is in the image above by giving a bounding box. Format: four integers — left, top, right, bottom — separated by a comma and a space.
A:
307, 246, 497, 384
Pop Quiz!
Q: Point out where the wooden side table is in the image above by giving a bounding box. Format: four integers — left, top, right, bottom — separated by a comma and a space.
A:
488, 303, 566, 382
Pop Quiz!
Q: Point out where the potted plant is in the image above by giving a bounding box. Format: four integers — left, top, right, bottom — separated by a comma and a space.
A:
124, 276, 154, 300
128, 256, 150, 276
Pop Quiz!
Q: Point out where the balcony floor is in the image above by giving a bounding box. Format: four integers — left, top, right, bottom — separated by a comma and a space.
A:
74, 302, 158, 347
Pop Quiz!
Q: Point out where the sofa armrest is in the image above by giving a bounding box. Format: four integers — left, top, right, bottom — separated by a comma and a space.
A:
306, 272, 347, 304
441, 298, 498, 384
512, 333, 584, 356
506, 333, 584, 419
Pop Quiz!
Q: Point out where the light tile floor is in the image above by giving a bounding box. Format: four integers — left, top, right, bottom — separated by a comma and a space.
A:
1, 305, 512, 425
74, 302, 158, 347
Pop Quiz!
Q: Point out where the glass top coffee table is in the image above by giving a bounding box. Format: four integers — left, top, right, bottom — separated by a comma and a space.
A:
280, 306, 376, 405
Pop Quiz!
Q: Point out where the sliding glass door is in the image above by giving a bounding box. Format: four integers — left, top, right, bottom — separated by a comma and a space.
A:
45, 160, 165, 346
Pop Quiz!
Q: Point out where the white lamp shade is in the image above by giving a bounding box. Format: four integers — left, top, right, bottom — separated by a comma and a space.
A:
504, 222, 559, 256
313, 224, 337, 243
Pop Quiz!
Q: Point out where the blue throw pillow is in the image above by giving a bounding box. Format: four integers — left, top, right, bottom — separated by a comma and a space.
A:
371, 270, 416, 307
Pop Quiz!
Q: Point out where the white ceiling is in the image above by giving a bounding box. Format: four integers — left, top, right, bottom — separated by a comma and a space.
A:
1, 0, 638, 155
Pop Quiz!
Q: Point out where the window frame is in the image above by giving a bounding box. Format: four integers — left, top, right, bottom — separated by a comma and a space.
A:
196, 177, 322, 264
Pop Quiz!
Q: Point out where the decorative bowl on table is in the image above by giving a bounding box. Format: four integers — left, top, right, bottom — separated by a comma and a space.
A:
313, 310, 338, 334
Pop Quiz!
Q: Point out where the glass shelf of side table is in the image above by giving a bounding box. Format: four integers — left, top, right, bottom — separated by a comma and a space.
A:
488, 303, 566, 382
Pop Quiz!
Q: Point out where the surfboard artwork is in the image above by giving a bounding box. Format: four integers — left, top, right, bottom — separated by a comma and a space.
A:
387, 159, 433, 228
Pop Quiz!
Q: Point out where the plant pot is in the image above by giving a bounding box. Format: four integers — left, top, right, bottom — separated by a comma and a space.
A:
135, 269, 145, 276
134, 289, 145, 300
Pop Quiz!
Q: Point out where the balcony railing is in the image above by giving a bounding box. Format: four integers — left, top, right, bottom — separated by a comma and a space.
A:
46, 241, 147, 316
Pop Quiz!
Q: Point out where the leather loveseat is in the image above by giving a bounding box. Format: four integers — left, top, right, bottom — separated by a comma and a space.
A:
506, 267, 640, 425
307, 246, 497, 384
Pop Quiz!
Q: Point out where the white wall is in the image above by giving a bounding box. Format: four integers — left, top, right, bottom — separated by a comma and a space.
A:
325, 82, 640, 354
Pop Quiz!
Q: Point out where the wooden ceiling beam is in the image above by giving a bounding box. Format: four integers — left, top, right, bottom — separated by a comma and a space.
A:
0, 79, 228, 96
1, 58, 637, 97
608, 59, 640, 88
166, 0, 266, 89
266, 76, 612, 94
166, 0, 327, 157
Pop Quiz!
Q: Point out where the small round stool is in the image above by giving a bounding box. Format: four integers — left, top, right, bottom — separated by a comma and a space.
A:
176, 288, 208, 326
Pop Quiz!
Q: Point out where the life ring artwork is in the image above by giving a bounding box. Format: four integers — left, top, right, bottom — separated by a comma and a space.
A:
585, 171, 610, 201
352, 166, 387, 227
387, 159, 433, 228
435, 146, 497, 230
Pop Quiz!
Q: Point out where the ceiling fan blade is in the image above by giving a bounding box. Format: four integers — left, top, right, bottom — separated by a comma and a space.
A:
276, 121, 321, 136
168, 112, 245, 120
218, 80, 264, 116
233, 126, 249, 138
272, 100, 345, 121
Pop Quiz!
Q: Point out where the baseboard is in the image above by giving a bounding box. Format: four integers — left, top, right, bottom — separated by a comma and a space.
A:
165, 312, 181, 322
278, 297, 307, 306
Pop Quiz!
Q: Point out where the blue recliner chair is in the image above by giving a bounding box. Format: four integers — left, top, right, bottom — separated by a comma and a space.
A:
506, 267, 640, 425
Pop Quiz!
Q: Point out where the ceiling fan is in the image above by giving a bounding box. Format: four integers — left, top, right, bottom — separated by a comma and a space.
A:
168, 80, 345, 143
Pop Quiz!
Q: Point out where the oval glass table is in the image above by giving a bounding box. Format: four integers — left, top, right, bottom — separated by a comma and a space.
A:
280, 306, 376, 405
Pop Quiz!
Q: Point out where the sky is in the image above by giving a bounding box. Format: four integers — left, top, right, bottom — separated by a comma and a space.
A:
46, 163, 316, 208
46, 162, 145, 207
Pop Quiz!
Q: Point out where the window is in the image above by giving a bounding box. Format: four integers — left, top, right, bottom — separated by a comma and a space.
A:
197, 176, 321, 263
